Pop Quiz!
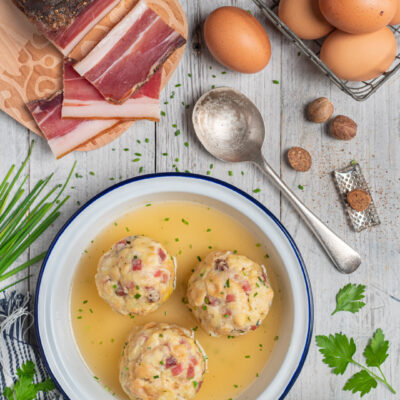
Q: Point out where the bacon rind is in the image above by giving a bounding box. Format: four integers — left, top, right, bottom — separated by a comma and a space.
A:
74, 0, 186, 104
62, 59, 161, 120
11, 0, 121, 56
27, 92, 118, 159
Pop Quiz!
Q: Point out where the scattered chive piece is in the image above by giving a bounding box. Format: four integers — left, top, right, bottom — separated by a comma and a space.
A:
162, 152, 168, 156
132, 158, 140, 162
134, 293, 141, 299
153, 375, 159, 379
135, 152, 142, 157
175, 83, 182, 87
175, 238, 179, 242
193, 381, 198, 389
206, 228, 211, 232
164, 217, 170, 221
212, 74, 216, 78
137, 139, 141, 144
123, 148, 129, 151
350, 160, 357, 166
139, 167, 144, 173
174, 130, 181, 136
222, 71, 227, 75
145, 138, 150, 143
202, 305, 207, 310
256, 243, 261, 247
211, 85, 215, 89
272, 80, 280, 84
192, 326, 198, 331
184, 142, 189, 147
224, 314, 229, 318
160, 111, 166, 116
77, 316, 82, 319
197, 256, 202, 262
274, 336, 279, 341
241, 171, 245, 176
89, 308, 93, 314
89, 171, 95, 176
298, 185, 304, 190
253, 188, 261, 193
245, 355, 251, 359
206, 171, 211, 175
83, 300, 88, 304
182, 218, 189, 225
188, 73, 192, 78
160, 361, 164, 365
228, 171, 233, 176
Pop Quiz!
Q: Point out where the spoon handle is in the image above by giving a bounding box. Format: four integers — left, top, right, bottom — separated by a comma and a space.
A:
254, 156, 361, 274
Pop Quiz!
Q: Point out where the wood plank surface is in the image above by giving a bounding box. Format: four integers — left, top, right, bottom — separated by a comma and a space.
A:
1, 0, 399, 399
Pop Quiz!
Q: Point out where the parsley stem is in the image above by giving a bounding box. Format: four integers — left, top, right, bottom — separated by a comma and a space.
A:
351, 359, 396, 394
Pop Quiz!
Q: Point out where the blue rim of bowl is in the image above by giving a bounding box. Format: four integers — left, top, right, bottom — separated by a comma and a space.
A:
35, 172, 314, 400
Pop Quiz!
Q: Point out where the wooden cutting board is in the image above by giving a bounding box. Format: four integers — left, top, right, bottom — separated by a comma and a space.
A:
0, 0, 188, 152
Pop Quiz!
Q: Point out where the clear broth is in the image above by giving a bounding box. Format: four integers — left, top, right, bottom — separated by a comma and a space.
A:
70, 201, 282, 400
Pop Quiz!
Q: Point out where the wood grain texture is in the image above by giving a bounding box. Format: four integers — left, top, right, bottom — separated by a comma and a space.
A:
1, 0, 400, 399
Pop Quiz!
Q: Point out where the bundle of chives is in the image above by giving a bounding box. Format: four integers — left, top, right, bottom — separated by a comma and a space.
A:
0, 141, 76, 292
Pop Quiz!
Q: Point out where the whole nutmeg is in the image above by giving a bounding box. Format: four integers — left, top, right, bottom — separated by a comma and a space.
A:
330, 115, 357, 140
347, 189, 371, 212
307, 97, 334, 123
287, 146, 312, 172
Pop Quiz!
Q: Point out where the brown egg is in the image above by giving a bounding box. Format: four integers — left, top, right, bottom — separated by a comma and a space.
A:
320, 28, 397, 81
319, 0, 398, 34
204, 7, 271, 74
390, 0, 400, 24
278, 0, 333, 40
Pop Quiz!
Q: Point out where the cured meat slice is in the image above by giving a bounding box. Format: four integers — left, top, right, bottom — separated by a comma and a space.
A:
62, 59, 161, 120
11, 0, 121, 56
27, 93, 118, 158
74, 0, 186, 103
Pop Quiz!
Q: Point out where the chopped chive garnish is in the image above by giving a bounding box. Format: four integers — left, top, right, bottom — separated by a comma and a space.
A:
228, 171, 233, 176
197, 256, 202, 262
135, 152, 142, 156
134, 293, 141, 299
132, 158, 140, 162
253, 188, 261, 193
272, 80, 280, 84
162, 152, 168, 156
145, 138, 150, 143
184, 142, 189, 147
161, 111, 166, 116
182, 218, 189, 225
298, 185, 304, 190
174, 130, 181, 136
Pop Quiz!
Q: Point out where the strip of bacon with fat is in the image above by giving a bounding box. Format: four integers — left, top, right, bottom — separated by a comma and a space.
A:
27, 93, 118, 159
62, 59, 161, 120
73, 0, 186, 104
11, 0, 121, 56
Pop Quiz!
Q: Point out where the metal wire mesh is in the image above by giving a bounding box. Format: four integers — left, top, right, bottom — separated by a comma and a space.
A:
333, 163, 380, 232
253, 0, 400, 101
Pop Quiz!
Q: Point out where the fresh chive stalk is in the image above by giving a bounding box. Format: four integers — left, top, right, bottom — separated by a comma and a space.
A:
0, 141, 76, 291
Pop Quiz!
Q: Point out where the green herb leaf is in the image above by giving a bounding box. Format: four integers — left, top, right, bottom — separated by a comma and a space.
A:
315, 333, 356, 375
332, 283, 366, 315
343, 370, 377, 397
363, 328, 389, 368
2, 361, 55, 400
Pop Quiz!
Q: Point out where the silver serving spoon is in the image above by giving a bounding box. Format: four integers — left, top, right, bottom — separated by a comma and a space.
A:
192, 87, 361, 274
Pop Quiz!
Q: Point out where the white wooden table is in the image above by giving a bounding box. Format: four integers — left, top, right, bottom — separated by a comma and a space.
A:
1, 1, 400, 399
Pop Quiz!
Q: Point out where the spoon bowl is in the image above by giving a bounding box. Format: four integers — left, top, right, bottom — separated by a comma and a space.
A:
192, 87, 362, 274
193, 87, 265, 163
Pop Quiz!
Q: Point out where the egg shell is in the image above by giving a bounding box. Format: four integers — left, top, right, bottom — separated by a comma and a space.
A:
204, 7, 271, 74
319, 0, 398, 34
320, 28, 397, 81
278, 0, 333, 40
391, 0, 400, 24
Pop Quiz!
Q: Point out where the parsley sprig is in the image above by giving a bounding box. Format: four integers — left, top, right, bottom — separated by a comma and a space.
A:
2, 361, 55, 400
316, 329, 396, 397
332, 283, 366, 315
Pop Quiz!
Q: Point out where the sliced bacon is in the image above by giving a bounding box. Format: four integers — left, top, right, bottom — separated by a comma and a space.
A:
190, 357, 198, 366
171, 363, 183, 376
74, 0, 186, 103
242, 281, 252, 293
62, 59, 161, 120
115, 284, 126, 296
251, 325, 258, 331
12, 0, 121, 56
154, 270, 162, 278
162, 273, 169, 284
26, 93, 118, 159
165, 356, 177, 369
158, 248, 167, 262
187, 364, 195, 380
132, 258, 142, 271
226, 294, 236, 303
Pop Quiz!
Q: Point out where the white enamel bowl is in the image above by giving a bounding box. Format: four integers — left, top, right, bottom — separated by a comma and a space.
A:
35, 173, 313, 400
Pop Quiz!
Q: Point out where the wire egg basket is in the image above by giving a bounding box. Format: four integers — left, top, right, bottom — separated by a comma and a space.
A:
252, 0, 400, 101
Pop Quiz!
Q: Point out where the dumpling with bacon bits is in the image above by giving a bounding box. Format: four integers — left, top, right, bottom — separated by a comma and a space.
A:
187, 250, 274, 336
95, 236, 175, 316
119, 322, 207, 400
